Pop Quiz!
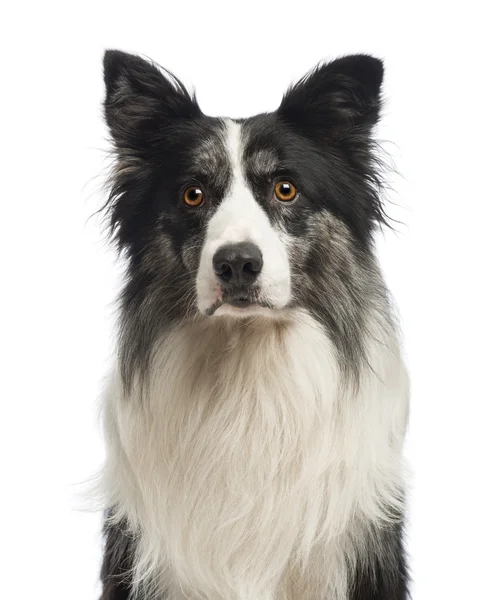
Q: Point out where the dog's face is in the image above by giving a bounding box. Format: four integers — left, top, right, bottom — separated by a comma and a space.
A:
103, 51, 388, 379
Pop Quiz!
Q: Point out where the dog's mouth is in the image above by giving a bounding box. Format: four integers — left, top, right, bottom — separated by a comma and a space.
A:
205, 292, 272, 316
227, 295, 253, 308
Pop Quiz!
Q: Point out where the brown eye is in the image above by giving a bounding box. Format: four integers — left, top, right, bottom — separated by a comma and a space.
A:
183, 186, 204, 207
274, 181, 297, 202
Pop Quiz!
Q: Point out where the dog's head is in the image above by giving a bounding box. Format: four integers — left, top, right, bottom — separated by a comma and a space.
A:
102, 51, 388, 378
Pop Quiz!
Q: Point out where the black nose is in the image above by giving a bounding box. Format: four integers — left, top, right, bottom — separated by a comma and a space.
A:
213, 242, 263, 287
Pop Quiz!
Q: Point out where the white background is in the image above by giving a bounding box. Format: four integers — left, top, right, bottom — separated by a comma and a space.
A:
2, 1, 477, 598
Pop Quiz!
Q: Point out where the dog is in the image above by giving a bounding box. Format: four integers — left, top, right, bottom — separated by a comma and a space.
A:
98, 49, 410, 600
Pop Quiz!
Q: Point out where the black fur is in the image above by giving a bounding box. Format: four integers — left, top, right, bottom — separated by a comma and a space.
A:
100, 517, 135, 600
350, 521, 409, 600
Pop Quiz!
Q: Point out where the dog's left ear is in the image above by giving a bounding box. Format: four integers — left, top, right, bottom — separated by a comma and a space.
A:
278, 54, 383, 139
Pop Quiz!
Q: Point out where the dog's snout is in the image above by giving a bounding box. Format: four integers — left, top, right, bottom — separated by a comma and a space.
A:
213, 242, 263, 287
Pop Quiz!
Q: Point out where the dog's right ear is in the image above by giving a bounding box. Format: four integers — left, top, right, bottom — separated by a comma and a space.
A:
103, 50, 201, 151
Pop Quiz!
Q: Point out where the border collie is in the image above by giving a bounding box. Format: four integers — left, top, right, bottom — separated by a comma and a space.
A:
98, 50, 409, 600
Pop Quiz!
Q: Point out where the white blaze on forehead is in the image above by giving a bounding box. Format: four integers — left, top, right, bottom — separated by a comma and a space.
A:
196, 119, 291, 314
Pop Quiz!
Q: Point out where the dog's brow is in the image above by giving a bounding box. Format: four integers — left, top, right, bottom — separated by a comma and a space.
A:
246, 149, 280, 177
192, 136, 230, 178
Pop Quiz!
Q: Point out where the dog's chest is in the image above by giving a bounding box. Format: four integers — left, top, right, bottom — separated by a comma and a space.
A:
107, 312, 406, 600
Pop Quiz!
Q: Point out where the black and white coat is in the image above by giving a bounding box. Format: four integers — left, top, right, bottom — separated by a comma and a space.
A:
98, 50, 410, 600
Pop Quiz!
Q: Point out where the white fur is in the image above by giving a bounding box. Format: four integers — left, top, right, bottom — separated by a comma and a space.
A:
101, 308, 409, 600
196, 120, 291, 315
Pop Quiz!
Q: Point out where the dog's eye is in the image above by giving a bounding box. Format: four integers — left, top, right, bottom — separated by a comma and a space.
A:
183, 186, 204, 207
274, 181, 297, 202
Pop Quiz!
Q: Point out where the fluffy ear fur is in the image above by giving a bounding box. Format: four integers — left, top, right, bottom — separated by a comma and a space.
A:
103, 50, 201, 153
278, 54, 383, 139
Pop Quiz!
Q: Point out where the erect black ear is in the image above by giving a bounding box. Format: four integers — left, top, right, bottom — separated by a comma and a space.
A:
103, 50, 201, 151
278, 54, 384, 139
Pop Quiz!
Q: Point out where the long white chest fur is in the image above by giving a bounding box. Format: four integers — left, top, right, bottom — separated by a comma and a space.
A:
101, 309, 409, 600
